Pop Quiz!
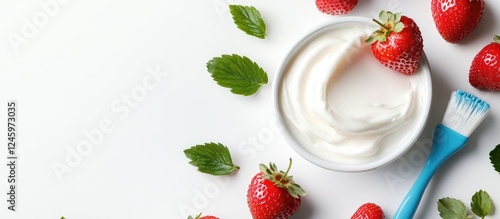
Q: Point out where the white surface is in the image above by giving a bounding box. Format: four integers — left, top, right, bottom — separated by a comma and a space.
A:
0, 1, 499, 219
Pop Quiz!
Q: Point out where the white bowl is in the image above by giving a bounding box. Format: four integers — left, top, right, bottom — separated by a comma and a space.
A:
272, 16, 432, 172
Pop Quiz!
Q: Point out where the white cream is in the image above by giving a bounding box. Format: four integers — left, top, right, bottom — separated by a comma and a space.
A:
278, 22, 427, 164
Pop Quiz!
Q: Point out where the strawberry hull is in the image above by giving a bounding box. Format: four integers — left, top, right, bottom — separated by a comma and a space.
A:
368, 13, 424, 75
247, 173, 301, 219
247, 161, 305, 219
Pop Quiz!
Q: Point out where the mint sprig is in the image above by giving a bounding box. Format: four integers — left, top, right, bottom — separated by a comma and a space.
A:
437, 197, 470, 219
184, 142, 239, 175
471, 190, 492, 219
207, 54, 268, 96
229, 5, 267, 39
489, 144, 500, 173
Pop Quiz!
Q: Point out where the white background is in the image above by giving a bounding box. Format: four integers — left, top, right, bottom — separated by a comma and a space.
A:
1, 0, 500, 218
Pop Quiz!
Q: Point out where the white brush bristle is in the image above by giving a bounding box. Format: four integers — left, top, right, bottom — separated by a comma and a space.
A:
442, 90, 490, 137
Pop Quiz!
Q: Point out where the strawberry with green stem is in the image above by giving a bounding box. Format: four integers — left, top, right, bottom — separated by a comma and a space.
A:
247, 158, 306, 219
366, 10, 424, 75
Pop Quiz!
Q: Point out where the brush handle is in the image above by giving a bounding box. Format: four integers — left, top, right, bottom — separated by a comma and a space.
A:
393, 124, 469, 219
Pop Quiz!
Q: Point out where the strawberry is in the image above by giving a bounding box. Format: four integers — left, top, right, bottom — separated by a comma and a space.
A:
469, 35, 500, 90
315, 0, 358, 16
247, 158, 306, 219
187, 213, 219, 219
431, 0, 484, 43
365, 11, 424, 75
351, 202, 385, 219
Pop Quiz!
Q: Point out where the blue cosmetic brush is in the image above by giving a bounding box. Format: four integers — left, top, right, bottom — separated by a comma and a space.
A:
393, 90, 490, 219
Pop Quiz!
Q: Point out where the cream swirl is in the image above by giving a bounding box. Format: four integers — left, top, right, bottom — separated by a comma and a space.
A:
278, 22, 424, 163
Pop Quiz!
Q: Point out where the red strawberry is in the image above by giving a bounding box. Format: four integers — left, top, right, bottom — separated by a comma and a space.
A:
316, 0, 358, 15
187, 213, 219, 219
365, 11, 424, 75
431, 0, 484, 43
247, 158, 306, 219
351, 202, 385, 219
469, 35, 500, 90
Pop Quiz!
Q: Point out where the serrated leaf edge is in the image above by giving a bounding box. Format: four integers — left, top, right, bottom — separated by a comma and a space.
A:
471, 190, 492, 218
229, 5, 267, 39
184, 142, 239, 175
489, 144, 500, 174
206, 54, 268, 96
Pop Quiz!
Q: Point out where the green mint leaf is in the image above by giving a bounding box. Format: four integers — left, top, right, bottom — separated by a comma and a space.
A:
229, 5, 267, 39
61, 217, 66, 219
438, 197, 470, 219
489, 144, 500, 173
184, 142, 239, 175
207, 54, 268, 96
471, 190, 492, 218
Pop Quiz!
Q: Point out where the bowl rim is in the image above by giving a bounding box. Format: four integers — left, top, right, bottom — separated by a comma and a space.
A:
272, 16, 433, 172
